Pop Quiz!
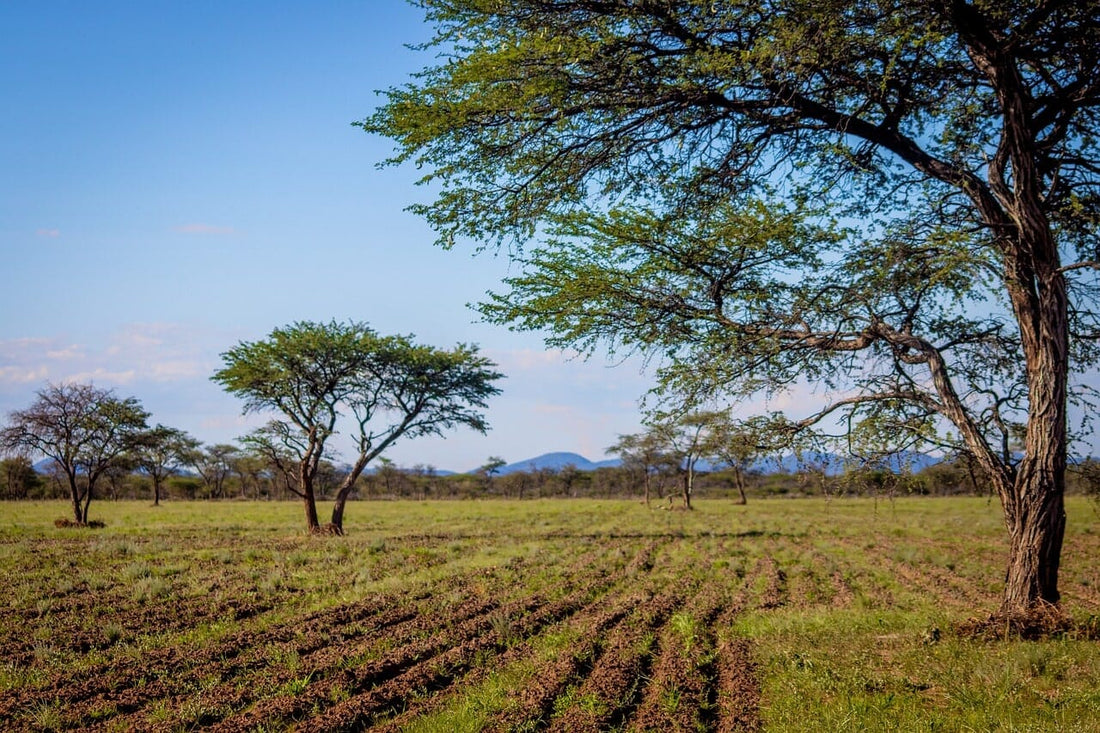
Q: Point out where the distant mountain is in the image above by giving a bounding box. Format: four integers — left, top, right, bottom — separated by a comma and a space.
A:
487, 450, 943, 477
750, 450, 941, 476
490, 452, 621, 475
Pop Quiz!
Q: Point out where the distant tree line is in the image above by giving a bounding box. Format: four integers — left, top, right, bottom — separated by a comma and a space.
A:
5, 443, 1099, 504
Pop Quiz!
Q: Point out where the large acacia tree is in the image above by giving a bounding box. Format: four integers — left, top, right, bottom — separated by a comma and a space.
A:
213, 320, 502, 534
1, 383, 149, 524
368, 0, 1100, 613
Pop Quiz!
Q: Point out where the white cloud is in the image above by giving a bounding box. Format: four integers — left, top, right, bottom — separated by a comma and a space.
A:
45, 345, 84, 360
0, 324, 220, 391
61, 368, 138, 385
35, 228, 60, 238
0, 365, 48, 384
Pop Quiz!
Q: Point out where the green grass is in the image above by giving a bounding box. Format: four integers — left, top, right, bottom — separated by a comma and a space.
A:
0, 497, 1097, 730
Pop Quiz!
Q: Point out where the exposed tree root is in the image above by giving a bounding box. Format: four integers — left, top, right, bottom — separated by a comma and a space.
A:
955, 602, 1100, 641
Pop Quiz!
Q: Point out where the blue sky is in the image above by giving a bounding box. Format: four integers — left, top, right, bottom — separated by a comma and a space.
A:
0, 1, 660, 471
3, 3, 1096, 472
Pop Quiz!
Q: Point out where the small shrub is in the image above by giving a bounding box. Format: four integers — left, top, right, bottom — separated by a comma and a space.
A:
102, 622, 124, 646
54, 518, 105, 529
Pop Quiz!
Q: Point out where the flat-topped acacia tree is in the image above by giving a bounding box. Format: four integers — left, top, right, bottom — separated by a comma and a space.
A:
213, 320, 503, 534
367, 1, 1100, 615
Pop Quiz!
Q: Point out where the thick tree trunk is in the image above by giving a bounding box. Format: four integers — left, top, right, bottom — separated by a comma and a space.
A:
1001, 469, 1065, 611
997, 240, 1069, 613
734, 468, 747, 505
999, 281, 1068, 612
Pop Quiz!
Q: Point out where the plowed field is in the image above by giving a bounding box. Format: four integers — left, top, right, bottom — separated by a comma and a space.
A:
1, 498, 1098, 731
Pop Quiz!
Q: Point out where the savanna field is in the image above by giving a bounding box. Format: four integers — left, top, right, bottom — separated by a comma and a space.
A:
1, 497, 1099, 732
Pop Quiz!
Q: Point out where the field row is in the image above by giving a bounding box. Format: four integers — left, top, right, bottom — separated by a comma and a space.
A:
1, 498, 1098, 731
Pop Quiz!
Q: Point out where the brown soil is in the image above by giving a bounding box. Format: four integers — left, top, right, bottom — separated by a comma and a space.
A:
628, 582, 727, 732
714, 637, 761, 732
546, 580, 690, 732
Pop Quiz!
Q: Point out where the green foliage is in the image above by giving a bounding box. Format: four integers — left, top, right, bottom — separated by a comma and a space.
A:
368, 0, 1100, 482
369, 1, 1100, 609
213, 320, 503, 530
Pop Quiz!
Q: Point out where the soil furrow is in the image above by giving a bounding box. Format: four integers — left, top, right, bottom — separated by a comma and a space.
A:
545, 579, 690, 732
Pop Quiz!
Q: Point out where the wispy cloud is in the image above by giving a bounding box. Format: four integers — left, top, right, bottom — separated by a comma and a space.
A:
0, 324, 218, 389
45, 345, 85, 360
0, 365, 49, 384
62, 368, 138, 385
174, 223, 237, 235
35, 228, 60, 238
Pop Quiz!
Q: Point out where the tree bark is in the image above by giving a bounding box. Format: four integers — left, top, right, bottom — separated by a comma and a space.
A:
998, 268, 1069, 612
70, 487, 83, 523
330, 453, 372, 534
65, 468, 86, 523
1002, 470, 1065, 610
682, 460, 694, 510
299, 462, 320, 532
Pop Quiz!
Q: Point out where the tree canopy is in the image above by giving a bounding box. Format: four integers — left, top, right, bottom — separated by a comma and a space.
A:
1, 382, 149, 524
213, 320, 503, 533
367, 0, 1100, 613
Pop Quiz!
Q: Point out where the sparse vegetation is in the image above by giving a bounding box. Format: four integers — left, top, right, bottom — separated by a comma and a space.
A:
0, 498, 1097, 730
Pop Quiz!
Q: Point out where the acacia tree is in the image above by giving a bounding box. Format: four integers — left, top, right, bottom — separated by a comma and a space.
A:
189, 443, 240, 499
0, 383, 149, 524
651, 411, 726, 510
608, 430, 678, 506
368, 0, 1100, 615
133, 425, 199, 506
480, 456, 507, 493
214, 320, 503, 534
705, 414, 767, 506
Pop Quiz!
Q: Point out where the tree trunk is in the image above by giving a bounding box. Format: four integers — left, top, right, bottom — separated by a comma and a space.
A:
303, 490, 320, 532
65, 467, 86, 523
682, 460, 694, 510
330, 454, 372, 534
999, 320, 1068, 612
81, 483, 93, 524
996, 241, 1069, 613
299, 462, 320, 532
734, 468, 747, 505
1001, 469, 1065, 611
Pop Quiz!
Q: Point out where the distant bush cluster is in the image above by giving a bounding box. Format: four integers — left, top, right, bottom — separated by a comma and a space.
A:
6, 453, 1097, 503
